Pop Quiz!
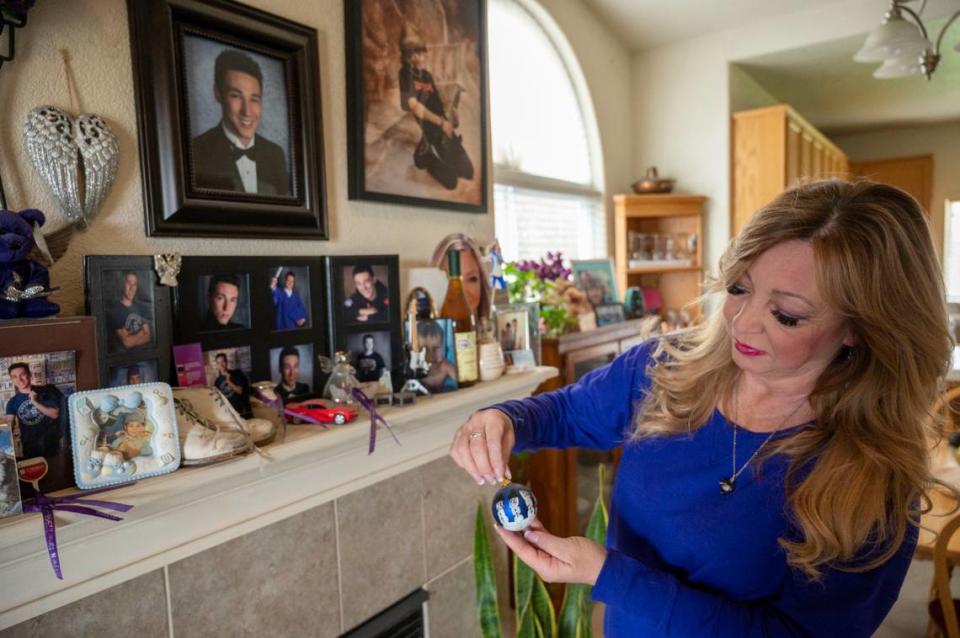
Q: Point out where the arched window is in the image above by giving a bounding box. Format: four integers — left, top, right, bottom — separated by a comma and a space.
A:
489, 0, 605, 261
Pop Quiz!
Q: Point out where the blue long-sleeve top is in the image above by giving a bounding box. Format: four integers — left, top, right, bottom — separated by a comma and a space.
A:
492, 341, 915, 637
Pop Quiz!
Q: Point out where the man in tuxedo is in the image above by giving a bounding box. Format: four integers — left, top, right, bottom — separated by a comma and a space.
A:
191, 49, 290, 196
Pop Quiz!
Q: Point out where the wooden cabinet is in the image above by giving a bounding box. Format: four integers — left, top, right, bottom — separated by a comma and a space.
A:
732, 104, 849, 237
515, 319, 659, 540
613, 194, 705, 322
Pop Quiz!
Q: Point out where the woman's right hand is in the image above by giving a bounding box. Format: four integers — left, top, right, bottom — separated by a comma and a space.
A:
449, 409, 515, 485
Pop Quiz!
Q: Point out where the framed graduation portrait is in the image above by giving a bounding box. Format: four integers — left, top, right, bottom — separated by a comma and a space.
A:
345, 0, 488, 212
128, 0, 328, 238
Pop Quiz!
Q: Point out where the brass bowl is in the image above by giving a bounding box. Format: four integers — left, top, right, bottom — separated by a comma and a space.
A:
631, 178, 675, 194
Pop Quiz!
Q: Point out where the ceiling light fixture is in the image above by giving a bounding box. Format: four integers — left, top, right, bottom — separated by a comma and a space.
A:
854, 0, 960, 79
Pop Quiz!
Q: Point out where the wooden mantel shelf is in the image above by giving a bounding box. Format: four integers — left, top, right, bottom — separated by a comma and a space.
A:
0, 367, 557, 629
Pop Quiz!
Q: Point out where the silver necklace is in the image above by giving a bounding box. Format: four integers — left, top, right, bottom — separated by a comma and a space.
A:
719, 395, 808, 496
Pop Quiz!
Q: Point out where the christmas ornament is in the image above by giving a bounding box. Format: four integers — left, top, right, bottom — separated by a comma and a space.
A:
491, 481, 537, 532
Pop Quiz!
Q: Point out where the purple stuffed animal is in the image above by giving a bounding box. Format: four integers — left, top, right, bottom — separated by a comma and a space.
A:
0, 208, 59, 319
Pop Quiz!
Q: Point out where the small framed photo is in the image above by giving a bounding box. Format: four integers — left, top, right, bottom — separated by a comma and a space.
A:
326, 256, 403, 387
503, 349, 536, 373
594, 303, 626, 327
203, 346, 254, 418
128, 0, 328, 238
69, 383, 180, 490
495, 308, 531, 353
0, 419, 22, 518
408, 318, 458, 393
0, 317, 99, 496
494, 302, 542, 365
268, 343, 314, 401
572, 258, 619, 307
84, 256, 174, 387
345, 0, 488, 212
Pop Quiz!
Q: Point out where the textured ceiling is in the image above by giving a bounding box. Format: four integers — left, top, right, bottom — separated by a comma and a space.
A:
582, 0, 840, 50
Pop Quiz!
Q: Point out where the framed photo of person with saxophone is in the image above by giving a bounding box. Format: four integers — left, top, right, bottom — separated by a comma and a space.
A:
345, 0, 488, 213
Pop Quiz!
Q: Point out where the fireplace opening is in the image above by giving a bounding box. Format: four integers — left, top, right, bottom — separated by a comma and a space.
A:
341, 588, 430, 637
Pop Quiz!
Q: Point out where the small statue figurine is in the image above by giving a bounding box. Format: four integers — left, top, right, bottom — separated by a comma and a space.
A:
486, 239, 506, 290
320, 352, 360, 405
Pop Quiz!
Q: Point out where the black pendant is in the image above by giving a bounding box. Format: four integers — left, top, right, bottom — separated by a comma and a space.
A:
719, 478, 735, 495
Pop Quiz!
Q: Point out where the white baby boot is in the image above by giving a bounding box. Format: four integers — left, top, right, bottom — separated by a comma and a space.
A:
174, 387, 277, 447
173, 392, 253, 466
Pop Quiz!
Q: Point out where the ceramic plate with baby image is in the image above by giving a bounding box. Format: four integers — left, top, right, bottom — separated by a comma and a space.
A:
68, 382, 181, 489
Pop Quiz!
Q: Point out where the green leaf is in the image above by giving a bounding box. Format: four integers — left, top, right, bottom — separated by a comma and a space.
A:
474, 505, 502, 638
514, 543, 557, 638
558, 464, 610, 638
514, 552, 535, 631
531, 572, 558, 638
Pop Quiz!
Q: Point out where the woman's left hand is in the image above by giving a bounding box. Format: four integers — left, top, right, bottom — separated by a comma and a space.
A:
495, 519, 607, 585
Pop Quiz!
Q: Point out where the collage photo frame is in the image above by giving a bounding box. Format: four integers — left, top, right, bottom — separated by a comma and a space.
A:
325, 255, 403, 390
174, 256, 328, 404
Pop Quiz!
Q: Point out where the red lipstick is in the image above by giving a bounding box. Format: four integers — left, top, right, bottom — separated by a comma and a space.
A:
734, 339, 765, 357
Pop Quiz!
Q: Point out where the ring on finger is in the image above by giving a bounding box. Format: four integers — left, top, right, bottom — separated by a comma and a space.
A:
468, 431, 484, 441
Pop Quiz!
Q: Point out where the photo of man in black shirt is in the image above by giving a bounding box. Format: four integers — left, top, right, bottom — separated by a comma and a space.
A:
213, 352, 252, 418
106, 271, 153, 354
201, 274, 247, 331
354, 335, 386, 383
274, 346, 310, 401
398, 25, 473, 191
344, 264, 390, 325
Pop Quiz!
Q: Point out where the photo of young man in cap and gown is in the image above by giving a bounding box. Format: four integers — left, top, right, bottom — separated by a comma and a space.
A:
270, 270, 308, 330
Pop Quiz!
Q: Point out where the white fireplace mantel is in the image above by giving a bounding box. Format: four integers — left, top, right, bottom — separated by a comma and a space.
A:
0, 367, 557, 629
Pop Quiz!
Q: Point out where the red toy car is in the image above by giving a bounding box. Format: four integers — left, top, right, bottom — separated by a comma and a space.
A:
285, 399, 358, 426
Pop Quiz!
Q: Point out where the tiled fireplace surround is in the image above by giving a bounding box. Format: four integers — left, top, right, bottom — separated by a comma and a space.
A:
1, 456, 509, 638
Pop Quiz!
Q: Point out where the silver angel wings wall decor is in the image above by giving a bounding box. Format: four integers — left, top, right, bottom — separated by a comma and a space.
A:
23, 105, 119, 229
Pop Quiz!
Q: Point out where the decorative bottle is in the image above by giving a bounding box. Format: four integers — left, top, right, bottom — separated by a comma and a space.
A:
440, 249, 478, 386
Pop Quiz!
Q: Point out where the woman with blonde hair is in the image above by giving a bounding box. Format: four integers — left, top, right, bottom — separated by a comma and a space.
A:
449, 180, 953, 636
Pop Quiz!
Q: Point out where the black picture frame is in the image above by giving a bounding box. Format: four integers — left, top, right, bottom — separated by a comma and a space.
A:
84, 256, 175, 387
325, 255, 403, 388
345, 0, 488, 213
128, 0, 328, 238
173, 256, 328, 396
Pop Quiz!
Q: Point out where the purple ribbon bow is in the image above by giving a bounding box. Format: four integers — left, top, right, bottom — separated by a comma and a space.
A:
22, 485, 134, 580
351, 387, 400, 454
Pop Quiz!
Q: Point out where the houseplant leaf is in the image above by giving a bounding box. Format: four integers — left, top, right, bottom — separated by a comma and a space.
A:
515, 553, 556, 638
474, 505, 503, 638
558, 464, 610, 638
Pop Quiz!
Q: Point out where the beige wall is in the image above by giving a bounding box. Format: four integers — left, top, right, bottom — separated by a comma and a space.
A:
535, 0, 634, 253
0, 0, 631, 316
833, 120, 960, 256
729, 64, 780, 114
